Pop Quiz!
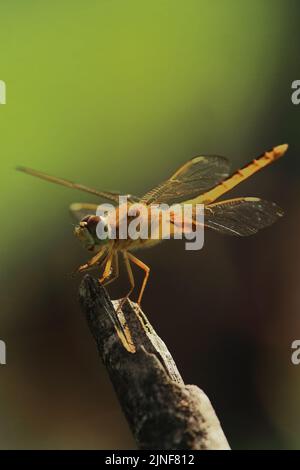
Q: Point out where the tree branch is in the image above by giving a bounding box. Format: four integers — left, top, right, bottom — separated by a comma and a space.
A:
79, 275, 230, 450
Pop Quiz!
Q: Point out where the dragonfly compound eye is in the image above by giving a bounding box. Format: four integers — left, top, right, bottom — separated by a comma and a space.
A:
81, 215, 90, 223
82, 216, 101, 235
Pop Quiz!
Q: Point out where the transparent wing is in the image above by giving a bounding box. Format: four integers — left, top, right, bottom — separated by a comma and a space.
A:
140, 155, 230, 205
69, 203, 99, 221
204, 197, 284, 236
17, 166, 122, 203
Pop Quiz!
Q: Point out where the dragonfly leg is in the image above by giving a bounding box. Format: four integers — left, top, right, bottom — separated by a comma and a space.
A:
102, 252, 119, 287
76, 246, 108, 274
123, 251, 135, 298
116, 251, 135, 312
99, 251, 114, 284
127, 252, 150, 306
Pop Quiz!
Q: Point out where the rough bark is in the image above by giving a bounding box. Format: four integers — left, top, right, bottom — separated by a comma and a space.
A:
79, 274, 230, 450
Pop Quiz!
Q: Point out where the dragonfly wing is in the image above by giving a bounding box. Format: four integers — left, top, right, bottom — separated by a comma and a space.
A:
204, 197, 284, 236
69, 203, 99, 221
140, 155, 230, 205
17, 166, 122, 203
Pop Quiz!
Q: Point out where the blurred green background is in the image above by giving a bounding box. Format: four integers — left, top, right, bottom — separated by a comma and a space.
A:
0, 0, 300, 449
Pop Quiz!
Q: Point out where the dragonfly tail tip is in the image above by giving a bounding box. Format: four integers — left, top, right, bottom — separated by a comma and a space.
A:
274, 143, 288, 157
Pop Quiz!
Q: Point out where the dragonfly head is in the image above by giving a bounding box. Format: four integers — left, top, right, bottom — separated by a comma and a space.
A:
74, 215, 110, 251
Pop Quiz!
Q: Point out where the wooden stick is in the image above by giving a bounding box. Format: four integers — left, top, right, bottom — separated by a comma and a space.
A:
79, 275, 230, 450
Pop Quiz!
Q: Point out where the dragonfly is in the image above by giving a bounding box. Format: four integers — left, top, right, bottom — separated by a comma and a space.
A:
17, 143, 288, 306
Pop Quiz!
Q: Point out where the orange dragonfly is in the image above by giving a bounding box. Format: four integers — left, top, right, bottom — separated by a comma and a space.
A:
17, 143, 287, 305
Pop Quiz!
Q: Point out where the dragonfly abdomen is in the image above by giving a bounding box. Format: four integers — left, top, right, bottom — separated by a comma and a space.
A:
193, 144, 288, 205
